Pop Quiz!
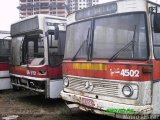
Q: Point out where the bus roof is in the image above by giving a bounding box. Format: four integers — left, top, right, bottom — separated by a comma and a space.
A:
11, 14, 66, 37
12, 14, 66, 25
67, 0, 159, 25
0, 31, 10, 40
0, 31, 10, 34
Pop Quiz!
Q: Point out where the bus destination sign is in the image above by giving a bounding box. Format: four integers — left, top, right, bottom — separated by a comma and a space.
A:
76, 2, 117, 20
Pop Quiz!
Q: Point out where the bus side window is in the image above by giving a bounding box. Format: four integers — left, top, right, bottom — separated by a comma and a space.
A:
153, 13, 160, 59
49, 33, 58, 53
48, 30, 64, 66
28, 41, 34, 63
154, 13, 160, 33
55, 25, 59, 40
0, 40, 10, 62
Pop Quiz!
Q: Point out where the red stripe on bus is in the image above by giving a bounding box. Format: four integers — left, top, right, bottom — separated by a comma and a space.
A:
63, 61, 152, 81
10, 65, 62, 79
0, 63, 9, 71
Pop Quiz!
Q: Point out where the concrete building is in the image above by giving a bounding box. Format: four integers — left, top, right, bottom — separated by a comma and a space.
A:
18, 0, 66, 19
66, 0, 100, 14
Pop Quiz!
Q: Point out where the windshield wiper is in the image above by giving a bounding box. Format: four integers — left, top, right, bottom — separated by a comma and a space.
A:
72, 28, 90, 61
109, 25, 137, 62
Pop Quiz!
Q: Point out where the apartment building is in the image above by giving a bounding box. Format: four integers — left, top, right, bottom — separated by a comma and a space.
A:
18, 0, 66, 19
66, 0, 100, 14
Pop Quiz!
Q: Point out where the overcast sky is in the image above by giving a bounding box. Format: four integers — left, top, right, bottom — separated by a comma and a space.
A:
0, 0, 19, 31
0, 0, 160, 31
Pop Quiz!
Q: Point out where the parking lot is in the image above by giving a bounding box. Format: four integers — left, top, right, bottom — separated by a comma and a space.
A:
0, 90, 121, 120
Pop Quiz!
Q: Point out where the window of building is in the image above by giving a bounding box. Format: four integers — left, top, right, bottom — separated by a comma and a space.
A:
27, 12, 33, 15
21, 13, 26, 15
19, 4, 27, 10
21, 0, 26, 2
40, 2, 49, 9
27, 0, 33, 2
40, 11, 49, 14
58, 11, 65, 14
34, 12, 39, 14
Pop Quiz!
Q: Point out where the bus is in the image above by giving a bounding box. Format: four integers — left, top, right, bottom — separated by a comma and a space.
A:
0, 31, 12, 90
10, 15, 66, 98
61, 0, 160, 118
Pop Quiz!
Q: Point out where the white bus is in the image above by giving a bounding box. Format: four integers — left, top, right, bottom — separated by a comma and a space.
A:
0, 31, 12, 90
10, 15, 66, 98
61, 0, 160, 119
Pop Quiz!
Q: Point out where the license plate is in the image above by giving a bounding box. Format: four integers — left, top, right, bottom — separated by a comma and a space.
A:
81, 98, 95, 107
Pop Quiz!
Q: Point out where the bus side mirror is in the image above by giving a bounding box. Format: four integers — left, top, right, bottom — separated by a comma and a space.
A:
154, 13, 160, 33
55, 26, 59, 40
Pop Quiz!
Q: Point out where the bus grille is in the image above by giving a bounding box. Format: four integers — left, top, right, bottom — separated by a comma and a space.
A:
67, 76, 119, 97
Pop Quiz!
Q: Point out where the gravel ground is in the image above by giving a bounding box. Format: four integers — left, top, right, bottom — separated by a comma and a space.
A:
0, 90, 122, 120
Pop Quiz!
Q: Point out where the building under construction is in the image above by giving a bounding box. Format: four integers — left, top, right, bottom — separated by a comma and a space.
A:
18, 0, 66, 19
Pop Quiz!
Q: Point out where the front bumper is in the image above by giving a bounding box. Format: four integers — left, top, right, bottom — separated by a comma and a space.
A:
61, 91, 152, 116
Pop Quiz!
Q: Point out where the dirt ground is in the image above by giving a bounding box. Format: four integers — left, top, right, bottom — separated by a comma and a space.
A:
0, 90, 120, 120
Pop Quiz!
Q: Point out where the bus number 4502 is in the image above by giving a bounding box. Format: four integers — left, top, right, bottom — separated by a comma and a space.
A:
120, 69, 139, 77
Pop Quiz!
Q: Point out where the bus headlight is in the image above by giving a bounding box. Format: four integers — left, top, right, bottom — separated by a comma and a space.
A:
122, 84, 133, 97
64, 77, 69, 87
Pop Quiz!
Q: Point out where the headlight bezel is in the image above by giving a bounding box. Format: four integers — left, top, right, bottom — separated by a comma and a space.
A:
64, 77, 69, 87
122, 84, 134, 97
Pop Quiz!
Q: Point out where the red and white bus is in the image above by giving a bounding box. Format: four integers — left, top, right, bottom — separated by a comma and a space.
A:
61, 0, 160, 118
0, 31, 12, 90
10, 15, 66, 98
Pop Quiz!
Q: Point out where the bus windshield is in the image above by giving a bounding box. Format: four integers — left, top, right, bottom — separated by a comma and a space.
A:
65, 20, 91, 59
65, 13, 148, 60
93, 13, 148, 60
21, 35, 44, 66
